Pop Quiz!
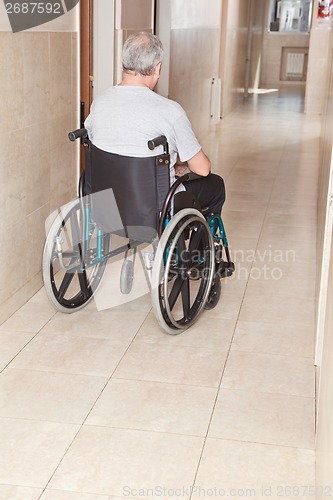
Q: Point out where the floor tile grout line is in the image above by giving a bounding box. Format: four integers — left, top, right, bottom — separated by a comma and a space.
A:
0, 89, 319, 497
188, 269, 252, 499
198, 435, 316, 452
0, 309, 59, 374
189, 91, 317, 497
36, 306, 152, 497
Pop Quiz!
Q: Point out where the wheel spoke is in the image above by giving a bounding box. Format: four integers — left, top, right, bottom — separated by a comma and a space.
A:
178, 225, 188, 255
57, 269, 76, 301
77, 268, 91, 299
168, 275, 184, 310
188, 226, 203, 254
180, 276, 191, 320
69, 208, 81, 247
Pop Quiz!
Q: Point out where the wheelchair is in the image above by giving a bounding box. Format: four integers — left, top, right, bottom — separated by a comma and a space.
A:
42, 129, 234, 334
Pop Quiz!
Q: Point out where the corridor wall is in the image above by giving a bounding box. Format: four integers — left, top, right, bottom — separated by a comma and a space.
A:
168, 0, 255, 141
305, 0, 332, 114
220, 0, 251, 116
0, 4, 79, 323
168, 0, 222, 142
260, 0, 310, 89
315, 22, 333, 495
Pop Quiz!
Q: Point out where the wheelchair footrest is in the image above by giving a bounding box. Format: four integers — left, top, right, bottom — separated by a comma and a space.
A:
217, 260, 235, 278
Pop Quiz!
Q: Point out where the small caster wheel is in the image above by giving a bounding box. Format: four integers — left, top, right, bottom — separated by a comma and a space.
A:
120, 259, 134, 294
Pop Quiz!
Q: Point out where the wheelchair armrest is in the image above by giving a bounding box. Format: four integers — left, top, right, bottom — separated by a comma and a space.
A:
177, 172, 205, 182
158, 171, 205, 237
68, 128, 88, 142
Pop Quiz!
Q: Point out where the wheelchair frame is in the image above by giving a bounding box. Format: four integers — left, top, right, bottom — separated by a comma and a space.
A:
42, 129, 234, 334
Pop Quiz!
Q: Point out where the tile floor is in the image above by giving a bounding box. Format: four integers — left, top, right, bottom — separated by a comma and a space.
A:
0, 88, 319, 499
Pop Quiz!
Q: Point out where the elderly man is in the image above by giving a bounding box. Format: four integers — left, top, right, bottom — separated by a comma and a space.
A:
85, 31, 225, 215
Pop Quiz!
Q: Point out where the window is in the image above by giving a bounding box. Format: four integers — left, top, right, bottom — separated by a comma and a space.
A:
269, 0, 313, 32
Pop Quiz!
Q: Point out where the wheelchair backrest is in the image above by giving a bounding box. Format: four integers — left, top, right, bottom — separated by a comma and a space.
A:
84, 141, 170, 242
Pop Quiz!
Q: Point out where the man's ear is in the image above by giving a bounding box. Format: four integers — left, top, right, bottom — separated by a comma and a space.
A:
120, 58, 124, 70
154, 62, 162, 76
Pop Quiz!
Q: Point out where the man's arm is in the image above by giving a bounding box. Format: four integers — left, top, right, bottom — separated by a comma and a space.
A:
187, 149, 211, 176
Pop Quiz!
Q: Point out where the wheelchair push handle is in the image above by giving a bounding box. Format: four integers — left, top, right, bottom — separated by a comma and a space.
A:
68, 128, 88, 142
147, 135, 169, 154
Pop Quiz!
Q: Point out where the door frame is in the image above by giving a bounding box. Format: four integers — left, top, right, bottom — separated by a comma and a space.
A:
155, 0, 170, 98
80, 0, 93, 125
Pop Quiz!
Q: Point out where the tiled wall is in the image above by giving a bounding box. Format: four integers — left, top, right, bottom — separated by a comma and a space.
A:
168, 0, 222, 143
0, 30, 78, 323
259, 0, 329, 116
260, 0, 309, 88
260, 31, 310, 87
315, 27, 333, 487
248, 0, 265, 91
315, 31, 333, 313
168, 0, 253, 139
220, 0, 250, 117
305, 28, 332, 114
114, 0, 154, 85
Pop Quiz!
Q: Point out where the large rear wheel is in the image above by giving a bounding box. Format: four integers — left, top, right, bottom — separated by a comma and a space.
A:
151, 208, 215, 334
42, 199, 109, 313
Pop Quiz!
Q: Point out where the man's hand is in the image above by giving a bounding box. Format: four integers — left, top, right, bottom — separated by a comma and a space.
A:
175, 162, 190, 176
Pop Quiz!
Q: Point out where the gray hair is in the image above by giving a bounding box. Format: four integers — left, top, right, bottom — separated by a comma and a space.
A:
122, 32, 163, 76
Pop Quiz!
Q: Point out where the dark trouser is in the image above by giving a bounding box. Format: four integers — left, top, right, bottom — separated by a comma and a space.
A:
183, 173, 226, 214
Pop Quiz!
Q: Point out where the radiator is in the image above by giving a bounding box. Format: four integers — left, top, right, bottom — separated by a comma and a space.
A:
280, 47, 308, 81
286, 52, 305, 77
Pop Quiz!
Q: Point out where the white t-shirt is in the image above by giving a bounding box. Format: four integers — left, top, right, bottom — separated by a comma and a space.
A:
84, 86, 201, 187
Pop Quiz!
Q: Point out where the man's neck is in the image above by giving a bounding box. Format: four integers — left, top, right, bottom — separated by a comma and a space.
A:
118, 72, 152, 89
118, 69, 160, 90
